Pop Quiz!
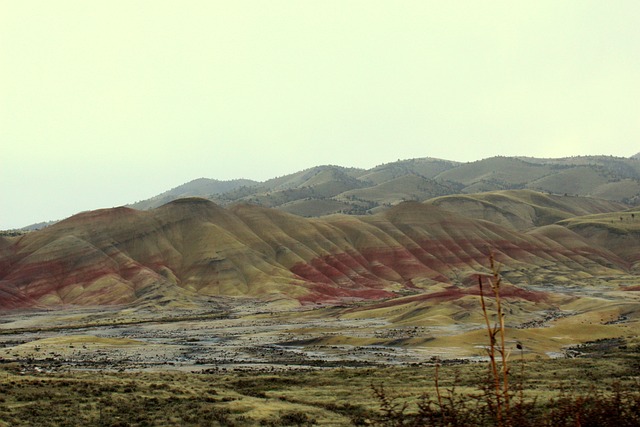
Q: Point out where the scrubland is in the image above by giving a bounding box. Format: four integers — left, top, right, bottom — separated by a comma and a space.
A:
0, 342, 638, 426
1, 293, 639, 426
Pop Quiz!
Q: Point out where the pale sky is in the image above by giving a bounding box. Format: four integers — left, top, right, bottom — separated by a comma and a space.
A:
2, 1, 639, 229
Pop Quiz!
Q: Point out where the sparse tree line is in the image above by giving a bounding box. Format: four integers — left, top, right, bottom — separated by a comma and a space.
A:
0, 229, 28, 237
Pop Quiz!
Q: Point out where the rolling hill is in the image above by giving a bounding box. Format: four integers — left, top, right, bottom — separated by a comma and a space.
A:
1, 192, 637, 310
127, 155, 640, 218
129, 178, 257, 210
556, 209, 640, 272
426, 190, 626, 230
3, 187, 640, 364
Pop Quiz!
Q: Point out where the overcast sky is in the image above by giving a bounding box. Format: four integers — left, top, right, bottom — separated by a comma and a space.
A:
2, 1, 639, 229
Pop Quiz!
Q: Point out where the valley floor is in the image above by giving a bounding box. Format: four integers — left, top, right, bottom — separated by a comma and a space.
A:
1, 288, 639, 426
1, 280, 639, 372
1, 347, 639, 426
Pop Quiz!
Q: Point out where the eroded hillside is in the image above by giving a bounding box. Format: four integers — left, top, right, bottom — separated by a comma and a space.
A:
1, 191, 640, 365
1, 193, 638, 309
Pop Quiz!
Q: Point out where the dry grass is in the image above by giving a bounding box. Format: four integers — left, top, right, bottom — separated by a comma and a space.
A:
1, 348, 638, 426
365, 256, 640, 427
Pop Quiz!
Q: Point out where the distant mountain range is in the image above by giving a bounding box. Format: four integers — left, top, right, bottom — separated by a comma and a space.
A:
128, 155, 640, 217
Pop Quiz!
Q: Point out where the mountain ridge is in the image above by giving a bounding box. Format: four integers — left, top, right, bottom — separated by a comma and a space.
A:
129, 178, 257, 211
129, 155, 640, 218
9, 154, 638, 232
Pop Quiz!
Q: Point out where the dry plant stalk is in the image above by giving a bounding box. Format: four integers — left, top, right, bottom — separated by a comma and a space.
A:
434, 356, 443, 411
478, 253, 512, 427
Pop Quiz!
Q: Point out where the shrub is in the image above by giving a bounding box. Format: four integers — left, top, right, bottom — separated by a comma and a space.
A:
367, 254, 640, 427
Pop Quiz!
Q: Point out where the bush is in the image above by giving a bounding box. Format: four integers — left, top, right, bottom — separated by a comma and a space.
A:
367, 254, 640, 427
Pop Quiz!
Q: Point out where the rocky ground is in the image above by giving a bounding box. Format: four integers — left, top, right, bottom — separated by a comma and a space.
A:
0, 297, 500, 375
2, 275, 638, 375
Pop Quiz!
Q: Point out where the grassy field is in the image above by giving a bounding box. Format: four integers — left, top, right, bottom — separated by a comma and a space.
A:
1, 338, 638, 426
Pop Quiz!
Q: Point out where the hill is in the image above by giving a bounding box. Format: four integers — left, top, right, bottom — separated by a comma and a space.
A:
2, 191, 640, 366
127, 155, 640, 217
556, 209, 640, 271
129, 178, 257, 210
0, 194, 636, 309
426, 190, 626, 230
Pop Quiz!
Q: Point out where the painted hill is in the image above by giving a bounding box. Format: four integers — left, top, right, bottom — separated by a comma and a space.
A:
426, 190, 626, 231
556, 209, 640, 272
0, 192, 637, 309
128, 155, 640, 217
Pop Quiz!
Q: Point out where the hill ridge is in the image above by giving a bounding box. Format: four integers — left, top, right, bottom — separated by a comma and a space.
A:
1, 191, 637, 309
127, 155, 639, 218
